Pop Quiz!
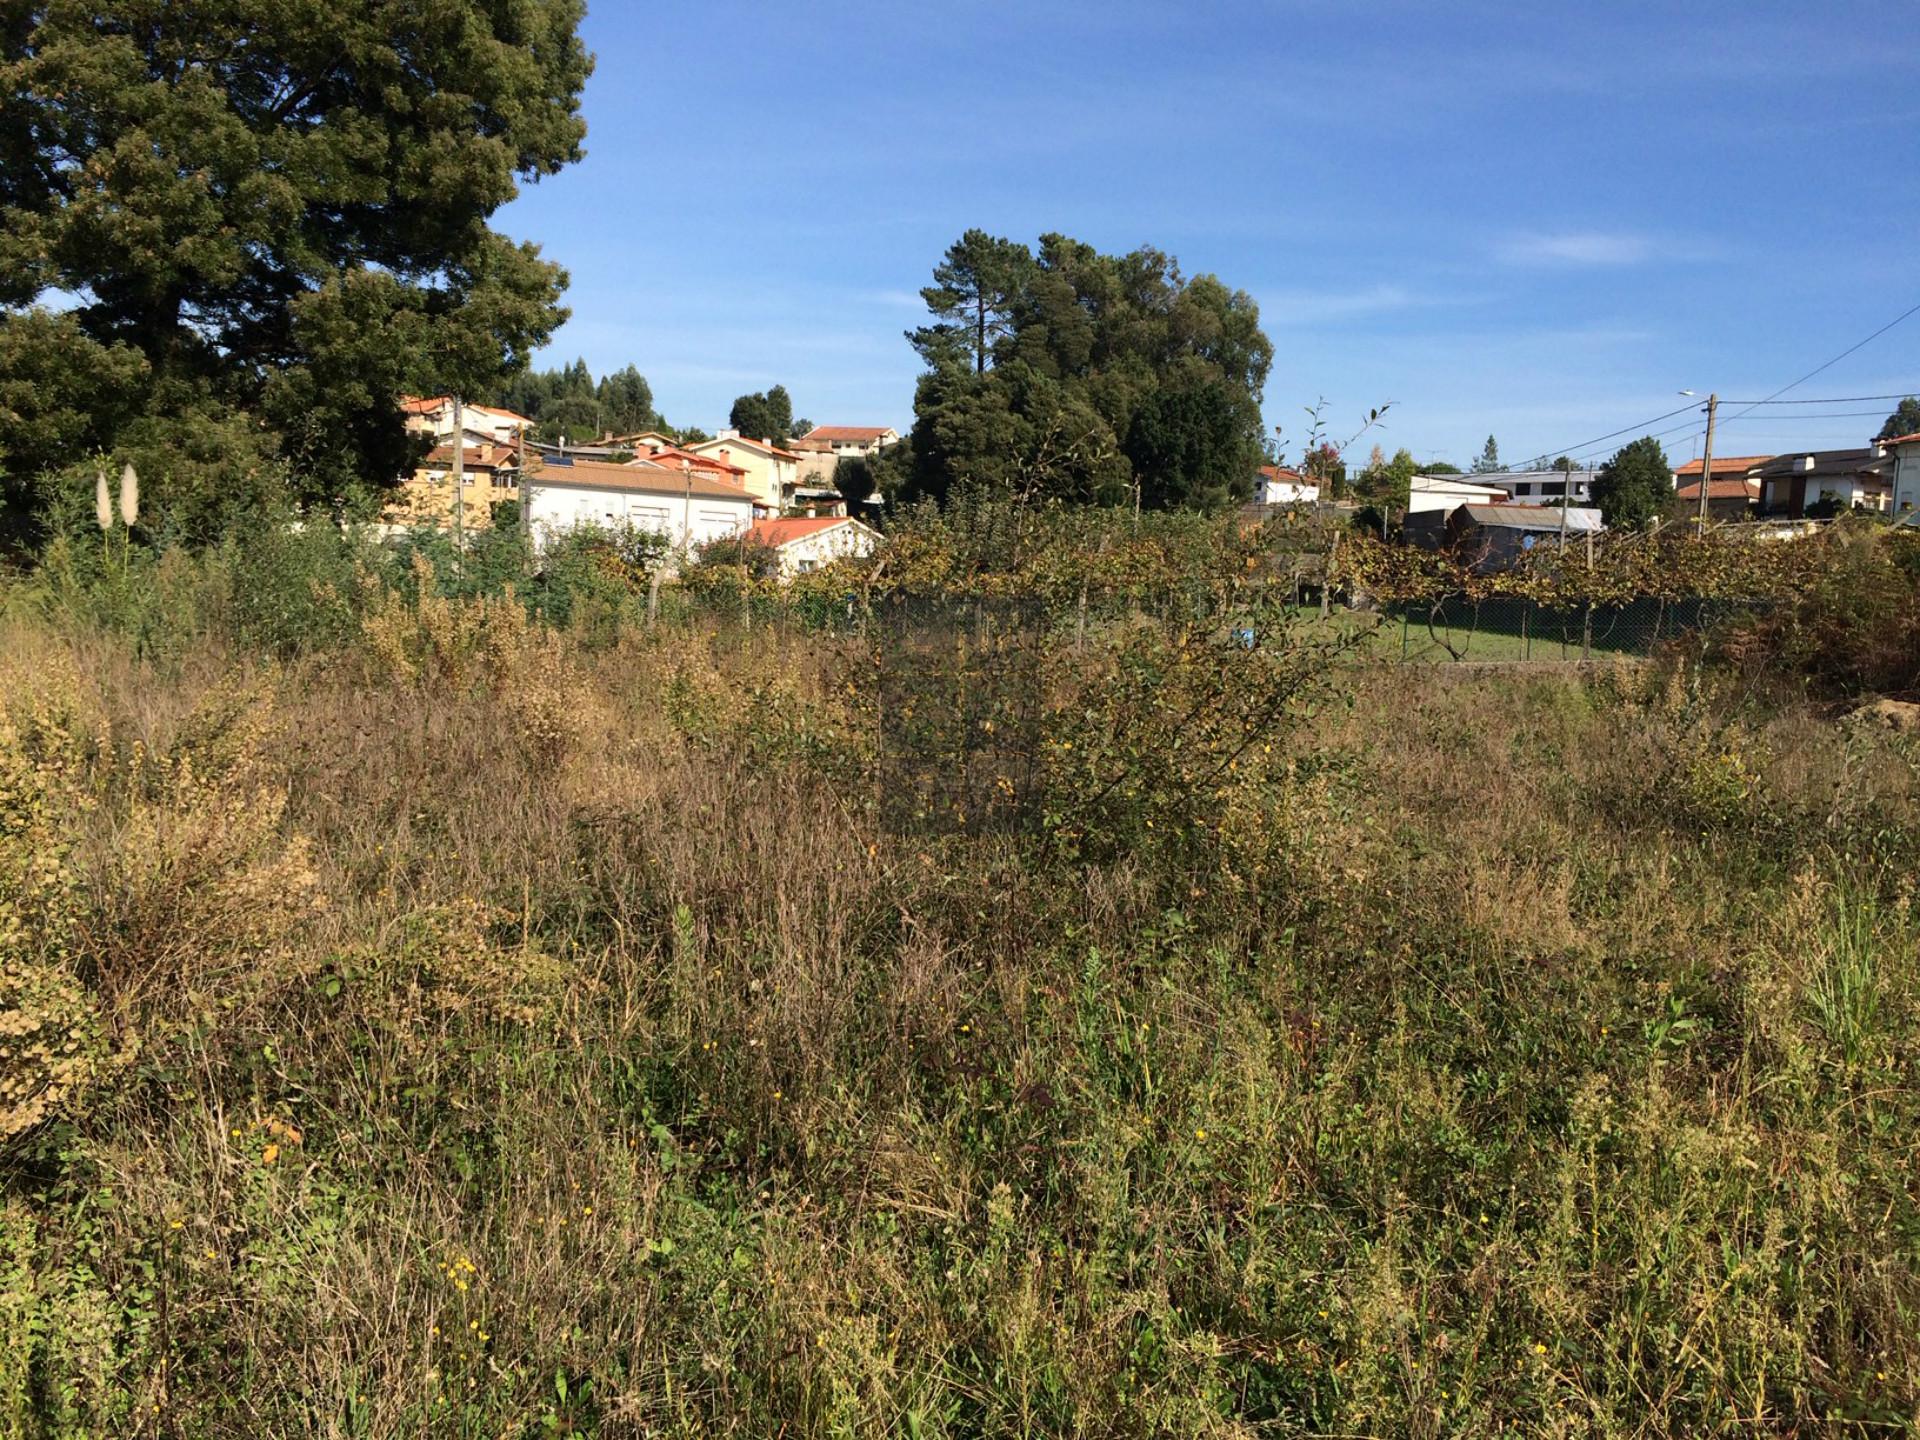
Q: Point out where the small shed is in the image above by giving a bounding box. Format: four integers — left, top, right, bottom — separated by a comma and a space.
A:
1444, 504, 1603, 571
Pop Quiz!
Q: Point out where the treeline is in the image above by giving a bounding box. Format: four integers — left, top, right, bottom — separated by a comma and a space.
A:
494, 361, 676, 446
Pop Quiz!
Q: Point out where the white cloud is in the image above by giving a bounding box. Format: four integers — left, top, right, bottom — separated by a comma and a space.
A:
1260, 283, 1483, 326
1494, 231, 1653, 267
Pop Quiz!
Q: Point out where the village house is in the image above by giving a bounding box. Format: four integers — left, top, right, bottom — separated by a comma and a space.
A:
522, 457, 755, 554
1406, 473, 1510, 513
1672, 475, 1761, 521
788, 426, 900, 504
1398, 474, 1513, 546
1887, 432, 1920, 517
796, 425, 900, 461
1443, 503, 1604, 571
1672, 454, 1770, 521
1755, 445, 1894, 516
621, 440, 752, 489
1253, 464, 1319, 505
684, 431, 803, 511
388, 441, 523, 528
400, 395, 532, 449
1476, 467, 1597, 505
745, 515, 881, 578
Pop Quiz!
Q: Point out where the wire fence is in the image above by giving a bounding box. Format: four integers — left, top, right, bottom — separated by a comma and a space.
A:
660, 585, 1760, 665
1383, 594, 1763, 663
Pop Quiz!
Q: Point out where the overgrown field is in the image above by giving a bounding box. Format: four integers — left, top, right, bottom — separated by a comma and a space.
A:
3, 546, 1919, 1437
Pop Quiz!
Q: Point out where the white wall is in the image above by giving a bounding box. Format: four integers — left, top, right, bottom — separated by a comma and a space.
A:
526, 480, 752, 553
1893, 444, 1920, 517
1256, 478, 1319, 505
1407, 476, 1508, 514
770, 523, 878, 578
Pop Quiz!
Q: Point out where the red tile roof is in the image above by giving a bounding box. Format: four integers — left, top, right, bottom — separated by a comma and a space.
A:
425, 443, 519, 470
1258, 464, 1308, 484
1673, 454, 1773, 478
400, 395, 533, 427
532, 458, 753, 502
1674, 477, 1761, 501
800, 426, 895, 444
631, 443, 748, 477
1884, 431, 1920, 446
747, 517, 859, 548
694, 436, 803, 463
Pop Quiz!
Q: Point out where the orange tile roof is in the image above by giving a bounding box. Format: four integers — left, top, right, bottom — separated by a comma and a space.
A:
1258, 464, 1308, 484
633, 443, 748, 477
425, 443, 519, 469
1674, 477, 1761, 501
801, 426, 895, 444
747, 517, 860, 548
532, 458, 752, 502
1672, 454, 1773, 478
695, 436, 803, 463
399, 395, 532, 427
1884, 431, 1920, 446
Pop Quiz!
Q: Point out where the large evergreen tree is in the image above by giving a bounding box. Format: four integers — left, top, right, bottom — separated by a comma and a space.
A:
729, 385, 796, 445
912, 230, 1034, 377
1471, 435, 1503, 474
905, 233, 1272, 510
0, 0, 592, 542
1591, 436, 1672, 529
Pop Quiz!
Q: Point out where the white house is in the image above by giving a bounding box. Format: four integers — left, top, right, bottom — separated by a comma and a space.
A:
1407, 474, 1510, 514
522, 458, 754, 555
796, 425, 900, 459
1475, 468, 1596, 505
400, 395, 531, 448
1755, 446, 1894, 516
685, 432, 804, 511
1879, 431, 1920, 518
746, 516, 880, 578
1254, 465, 1320, 505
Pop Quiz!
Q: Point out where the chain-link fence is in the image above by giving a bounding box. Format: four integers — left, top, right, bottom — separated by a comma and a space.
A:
1383, 594, 1762, 663
656, 582, 1763, 665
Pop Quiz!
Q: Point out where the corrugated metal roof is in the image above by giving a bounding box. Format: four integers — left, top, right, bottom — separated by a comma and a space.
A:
1454, 504, 1603, 532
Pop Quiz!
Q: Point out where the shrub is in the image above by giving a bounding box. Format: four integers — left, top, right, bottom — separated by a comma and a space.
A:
1718, 525, 1920, 695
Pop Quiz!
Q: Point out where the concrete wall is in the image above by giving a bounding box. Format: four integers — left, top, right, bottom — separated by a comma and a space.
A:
770, 523, 878, 578
526, 480, 752, 553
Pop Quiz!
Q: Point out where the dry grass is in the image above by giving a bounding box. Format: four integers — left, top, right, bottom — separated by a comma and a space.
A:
3, 590, 1919, 1438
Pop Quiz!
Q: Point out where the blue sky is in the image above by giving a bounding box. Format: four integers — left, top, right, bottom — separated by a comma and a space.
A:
497, 0, 1920, 469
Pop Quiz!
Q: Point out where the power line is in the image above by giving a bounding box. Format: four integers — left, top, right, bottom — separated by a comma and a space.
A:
1724, 300, 1920, 421
1503, 400, 1703, 471
1722, 392, 1919, 405
1717, 409, 1896, 422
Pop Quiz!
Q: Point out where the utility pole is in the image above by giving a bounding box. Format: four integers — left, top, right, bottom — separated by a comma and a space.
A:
1695, 392, 1718, 533
450, 394, 465, 554
681, 458, 693, 558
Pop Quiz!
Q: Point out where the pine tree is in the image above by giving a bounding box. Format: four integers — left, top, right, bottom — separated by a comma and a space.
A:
0, 1, 591, 541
